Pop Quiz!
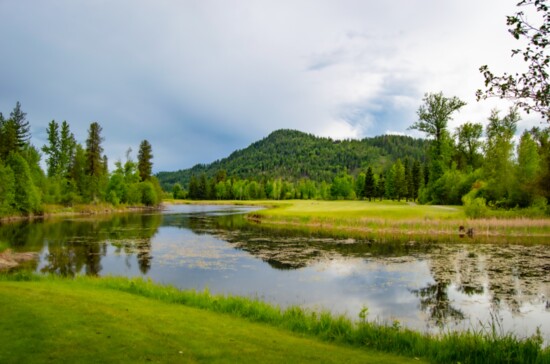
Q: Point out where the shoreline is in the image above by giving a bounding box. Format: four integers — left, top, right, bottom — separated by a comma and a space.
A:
0, 203, 164, 224
0, 250, 39, 271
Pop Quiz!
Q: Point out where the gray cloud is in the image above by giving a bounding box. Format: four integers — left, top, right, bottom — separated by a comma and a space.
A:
0, 0, 539, 172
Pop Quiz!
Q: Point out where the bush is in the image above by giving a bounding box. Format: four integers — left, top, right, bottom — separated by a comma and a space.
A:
139, 181, 158, 206
463, 195, 489, 218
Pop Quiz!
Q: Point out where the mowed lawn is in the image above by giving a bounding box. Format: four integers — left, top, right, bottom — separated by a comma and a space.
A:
0, 279, 423, 364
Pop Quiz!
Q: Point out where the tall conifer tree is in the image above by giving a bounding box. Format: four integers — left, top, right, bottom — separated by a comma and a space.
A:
138, 140, 153, 181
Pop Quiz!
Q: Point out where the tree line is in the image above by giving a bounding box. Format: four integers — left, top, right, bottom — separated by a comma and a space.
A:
175, 92, 550, 218
0, 102, 162, 216
175, 157, 423, 202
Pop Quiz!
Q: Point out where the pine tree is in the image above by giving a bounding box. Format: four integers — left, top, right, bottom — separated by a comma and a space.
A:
393, 159, 406, 201
42, 120, 60, 177
85, 122, 104, 178
376, 174, 385, 201
59, 121, 76, 178
85, 122, 105, 201
364, 166, 375, 201
188, 175, 199, 199
0, 112, 4, 159
69, 143, 87, 197
404, 159, 412, 201
0, 118, 18, 159
198, 173, 208, 199
137, 140, 153, 181
9, 101, 31, 149
355, 172, 366, 199
412, 160, 422, 201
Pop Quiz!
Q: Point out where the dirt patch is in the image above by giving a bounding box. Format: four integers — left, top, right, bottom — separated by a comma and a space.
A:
0, 250, 39, 271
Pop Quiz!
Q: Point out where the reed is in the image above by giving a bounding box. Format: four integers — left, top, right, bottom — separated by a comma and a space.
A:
249, 200, 550, 242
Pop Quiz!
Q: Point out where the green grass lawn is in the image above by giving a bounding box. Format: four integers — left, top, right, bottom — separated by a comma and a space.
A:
0, 278, 422, 364
256, 200, 464, 219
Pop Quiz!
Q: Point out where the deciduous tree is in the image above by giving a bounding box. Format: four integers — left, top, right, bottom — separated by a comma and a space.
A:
409, 92, 466, 184
454, 122, 483, 170
477, 0, 549, 120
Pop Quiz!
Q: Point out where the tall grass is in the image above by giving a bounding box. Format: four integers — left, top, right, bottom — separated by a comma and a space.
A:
4, 273, 548, 363
249, 200, 550, 242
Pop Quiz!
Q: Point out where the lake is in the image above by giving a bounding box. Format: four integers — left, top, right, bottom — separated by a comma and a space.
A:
2, 204, 549, 343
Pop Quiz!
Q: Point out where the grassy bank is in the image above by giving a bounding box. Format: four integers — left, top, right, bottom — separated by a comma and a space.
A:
0, 203, 161, 223
2, 274, 547, 363
0, 274, 420, 364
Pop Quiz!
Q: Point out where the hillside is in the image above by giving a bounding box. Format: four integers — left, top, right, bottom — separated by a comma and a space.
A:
157, 129, 429, 190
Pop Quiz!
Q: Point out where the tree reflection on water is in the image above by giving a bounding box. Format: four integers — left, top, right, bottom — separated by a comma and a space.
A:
1, 208, 549, 331
0, 213, 161, 276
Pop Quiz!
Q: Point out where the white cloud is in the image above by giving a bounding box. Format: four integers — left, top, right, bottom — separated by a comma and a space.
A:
0, 0, 543, 171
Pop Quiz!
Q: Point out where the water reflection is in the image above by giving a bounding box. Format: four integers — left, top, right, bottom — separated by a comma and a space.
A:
1, 204, 549, 342
1, 213, 162, 276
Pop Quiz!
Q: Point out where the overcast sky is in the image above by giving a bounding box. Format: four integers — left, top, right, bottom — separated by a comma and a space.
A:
0, 1, 543, 172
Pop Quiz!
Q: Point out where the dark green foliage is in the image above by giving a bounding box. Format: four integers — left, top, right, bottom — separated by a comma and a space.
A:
0, 119, 18, 160
198, 173, 208, 199
59, 121, 76, 178
404, 159, 413, 201
411, 161, 421, 201
364, 167, 375, 201
375, 174, 385, 201
355, 172, 365, 199
188, 175, 199, 199
85, 122, 104, 178
9, 101, 31, 149
137, 139, 153, 181
157, 129, 429, 190
84, 122, 107, 202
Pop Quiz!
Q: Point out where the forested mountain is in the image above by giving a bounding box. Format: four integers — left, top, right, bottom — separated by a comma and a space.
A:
157, 129, 429, 190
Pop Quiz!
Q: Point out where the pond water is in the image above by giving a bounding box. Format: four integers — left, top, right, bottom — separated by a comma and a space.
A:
2, 204, 550, 342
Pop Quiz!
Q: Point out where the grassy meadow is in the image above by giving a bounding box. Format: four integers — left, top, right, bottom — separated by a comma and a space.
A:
173, 199, 550, 242
2, 274, 549, 364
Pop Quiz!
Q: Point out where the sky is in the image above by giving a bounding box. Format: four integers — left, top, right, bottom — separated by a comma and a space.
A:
0, 0, 544, 172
